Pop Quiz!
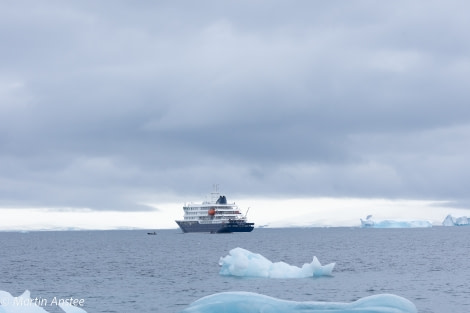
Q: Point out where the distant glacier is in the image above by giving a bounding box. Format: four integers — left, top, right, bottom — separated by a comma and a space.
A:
360, 215, 432, 228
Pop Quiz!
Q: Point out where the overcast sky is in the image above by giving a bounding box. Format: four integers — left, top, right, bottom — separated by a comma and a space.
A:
1, 1, 470, 226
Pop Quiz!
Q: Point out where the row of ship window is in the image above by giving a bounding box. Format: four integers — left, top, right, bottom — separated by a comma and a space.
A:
184, 211, 238, 216
184, 207, 235, 210
184, 216, 231, 220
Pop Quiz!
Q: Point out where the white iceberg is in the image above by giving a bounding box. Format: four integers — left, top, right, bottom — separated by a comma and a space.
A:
219, 247, 335, 278
442, 214, 470, 226
360, 215, 375, 227
179, 291, 418, 313
360, 216, 432, 228
0, 290, 87, 313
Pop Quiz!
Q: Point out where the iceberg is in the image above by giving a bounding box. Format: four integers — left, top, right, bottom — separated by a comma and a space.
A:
442, 214, 470, 226
179, 291, 417, 313
0, 290, 87, 313
360, 216, 432, 228
219, 247, 335, 278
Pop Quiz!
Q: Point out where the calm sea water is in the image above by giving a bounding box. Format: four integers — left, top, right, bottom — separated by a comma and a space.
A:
1, 227, 469, 313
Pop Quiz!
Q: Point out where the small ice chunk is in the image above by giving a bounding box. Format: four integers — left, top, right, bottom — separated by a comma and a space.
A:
0, 290, 49, 313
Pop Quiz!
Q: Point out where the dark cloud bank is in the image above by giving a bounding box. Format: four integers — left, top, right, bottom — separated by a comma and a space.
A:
1, 1, 470, 211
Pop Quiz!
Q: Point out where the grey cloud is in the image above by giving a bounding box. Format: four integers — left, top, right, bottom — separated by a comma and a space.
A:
1, 0, 470, 210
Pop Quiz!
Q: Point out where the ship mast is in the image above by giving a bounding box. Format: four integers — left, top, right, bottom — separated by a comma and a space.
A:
211, 184, 220, 203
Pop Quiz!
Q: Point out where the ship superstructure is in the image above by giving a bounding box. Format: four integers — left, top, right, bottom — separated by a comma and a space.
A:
175, 189, 254, 233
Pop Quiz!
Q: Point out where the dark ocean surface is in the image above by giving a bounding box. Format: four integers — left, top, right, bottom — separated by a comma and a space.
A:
1, 227, 469, 313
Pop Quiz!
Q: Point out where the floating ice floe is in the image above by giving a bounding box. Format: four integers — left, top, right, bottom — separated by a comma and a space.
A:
360, 215, 432, 228
0, 290, 87, 313
179, 291, 417, 313
442, 214, 470, 226
219, 247, 335, 278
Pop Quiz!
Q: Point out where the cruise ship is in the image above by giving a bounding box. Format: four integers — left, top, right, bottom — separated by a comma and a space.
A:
175, 190, 254, 233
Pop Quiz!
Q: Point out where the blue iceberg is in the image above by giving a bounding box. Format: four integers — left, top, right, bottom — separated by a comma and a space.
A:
360, 216, 432, 228
219, 247, 335, 278
442, 214, 469, 226
0, 290, 87, 313
179, 291, 417, 313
